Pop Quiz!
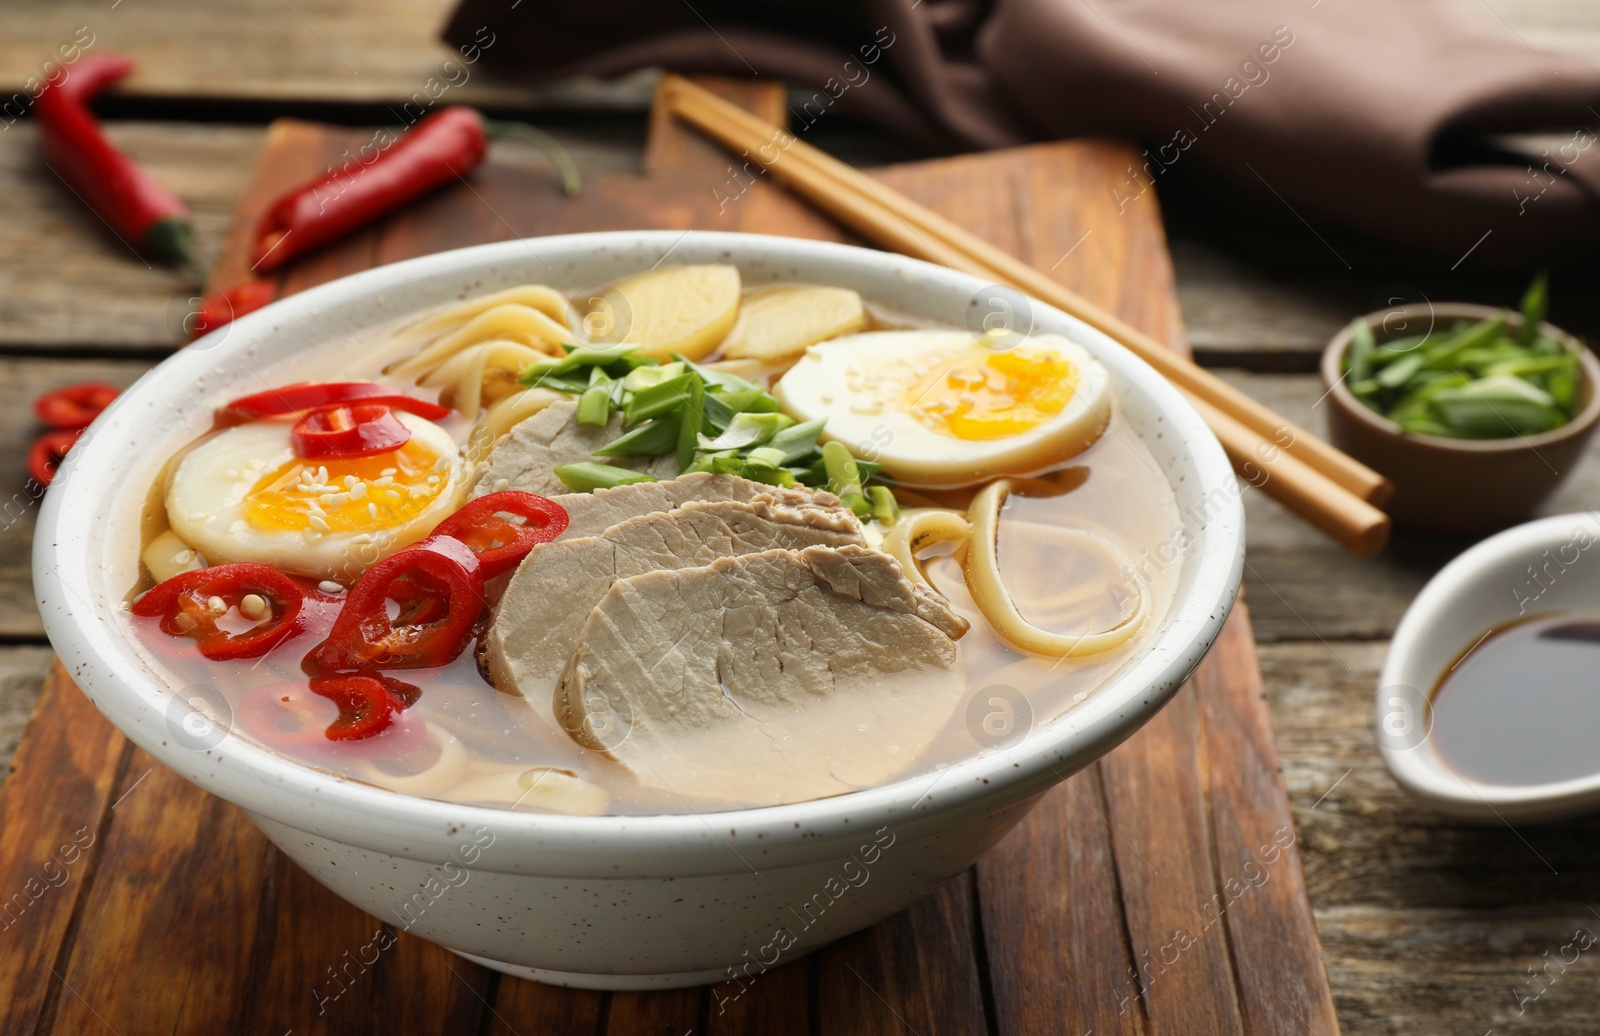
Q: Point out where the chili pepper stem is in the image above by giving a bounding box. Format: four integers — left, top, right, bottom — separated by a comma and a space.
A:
144, 216, 198, 271
483, 121, 582, 197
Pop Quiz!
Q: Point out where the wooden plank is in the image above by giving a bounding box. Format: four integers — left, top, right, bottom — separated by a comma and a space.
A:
815, 880, 991, 1036
605, 989, 704, 1036
0, 645, 54, 773
1194, 608, 1341, 1034
976, 769, 1148, 1035
705, 960, 811, 1036
0, 0, 656, 111
487, 977, 604, 1035
0, 122, 259, 352
643, 76, 789, 178
0, 357, 156, 639
0, 668, 128, 1034
47, 751, 277, 1033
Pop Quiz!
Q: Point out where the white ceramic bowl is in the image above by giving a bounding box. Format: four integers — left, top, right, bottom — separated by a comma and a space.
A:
34, 231, 1243, 988
1380, 513, 1600, 823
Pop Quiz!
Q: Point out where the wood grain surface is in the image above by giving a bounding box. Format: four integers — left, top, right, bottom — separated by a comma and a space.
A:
0, 77, 1337, 1033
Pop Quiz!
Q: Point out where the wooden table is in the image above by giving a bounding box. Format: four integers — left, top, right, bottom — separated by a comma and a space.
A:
4, 3, 1600, 1033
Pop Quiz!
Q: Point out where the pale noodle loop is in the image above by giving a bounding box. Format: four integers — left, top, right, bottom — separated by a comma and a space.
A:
881, 508, 972, 589
351, 718, 470, 798
966, 480, 1147, 658
419, 339, 552, 420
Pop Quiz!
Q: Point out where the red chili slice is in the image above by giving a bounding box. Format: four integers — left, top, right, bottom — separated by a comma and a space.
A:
27, 429, 82, 486
431, 492, 570, 578
221, 381, 449, 422
189, 280, 276, 340
291, 403, 412, 459
34, 382, 119, 430
131, 563, 305, 660
238, 680, 423, 756
315, 536, 485, 673
309, 675, 401, 741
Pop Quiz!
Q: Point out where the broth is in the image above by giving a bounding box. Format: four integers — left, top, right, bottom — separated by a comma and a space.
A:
1431, 614, 1600, 786
125, 276, 1182, 815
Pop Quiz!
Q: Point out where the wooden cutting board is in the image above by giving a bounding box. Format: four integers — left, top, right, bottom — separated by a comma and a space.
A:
0, 78, 1340, 1035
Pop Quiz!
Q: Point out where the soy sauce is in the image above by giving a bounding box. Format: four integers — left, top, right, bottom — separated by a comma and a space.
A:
1431, 614, 1600, 786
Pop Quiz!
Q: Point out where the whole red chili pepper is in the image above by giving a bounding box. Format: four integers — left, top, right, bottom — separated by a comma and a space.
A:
251, 106, 488, 272
33, 55, 194, 267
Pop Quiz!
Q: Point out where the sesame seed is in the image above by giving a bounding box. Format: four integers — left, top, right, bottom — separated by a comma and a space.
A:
308, 515, 331, 533
425, 475, 440, 484
327, 493, 349, 507
367, 502, 378, 520
380, 468, 397, 477
373, 476, 394, 487
385, 489, 402, 501
349, 482, 367, 500
344, 475, 359, 488
317, 580, 344, 594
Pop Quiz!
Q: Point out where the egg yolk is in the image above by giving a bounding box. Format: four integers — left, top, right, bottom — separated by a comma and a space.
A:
245, 439, 449, 533
904, 347, 1078, 440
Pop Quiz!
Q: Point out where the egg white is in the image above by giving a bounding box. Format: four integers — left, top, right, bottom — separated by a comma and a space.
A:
166, 411, 464, 581
774, 330, 1113, 485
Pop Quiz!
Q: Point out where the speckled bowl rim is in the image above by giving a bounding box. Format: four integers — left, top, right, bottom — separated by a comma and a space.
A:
34, 231, 1243, 876
1319, 302, 1600, 454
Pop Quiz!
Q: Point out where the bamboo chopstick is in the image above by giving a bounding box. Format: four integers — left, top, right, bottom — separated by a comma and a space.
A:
660, 74, 1392, 556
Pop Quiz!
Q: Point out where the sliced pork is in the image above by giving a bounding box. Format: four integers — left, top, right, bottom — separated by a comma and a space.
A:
552, 544, 969, 804
484, 498, 865, 702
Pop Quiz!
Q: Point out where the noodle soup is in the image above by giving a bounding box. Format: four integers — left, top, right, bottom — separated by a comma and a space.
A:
126, 265, 1179, 815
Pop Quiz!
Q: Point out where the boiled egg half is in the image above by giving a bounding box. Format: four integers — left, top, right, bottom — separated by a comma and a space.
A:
775, 330, 1112, 485
166, 411, 464, 582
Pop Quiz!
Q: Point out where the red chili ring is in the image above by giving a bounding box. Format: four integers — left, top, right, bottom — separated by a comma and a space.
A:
315, 536, 485, 673
27, 429, 82, 486
34, 382, 119, 430
131, 563, 305, 661
431, 491, 570, 578
291, 403, 412, 459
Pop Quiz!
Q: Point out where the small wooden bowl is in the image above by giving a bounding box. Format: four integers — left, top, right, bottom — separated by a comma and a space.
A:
1321, 303, 1600, 537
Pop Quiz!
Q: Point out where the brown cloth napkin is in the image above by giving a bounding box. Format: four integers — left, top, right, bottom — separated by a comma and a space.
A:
443, 0, 1600, 266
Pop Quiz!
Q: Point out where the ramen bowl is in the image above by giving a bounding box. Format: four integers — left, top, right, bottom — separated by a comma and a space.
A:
34, 231, 1243, 989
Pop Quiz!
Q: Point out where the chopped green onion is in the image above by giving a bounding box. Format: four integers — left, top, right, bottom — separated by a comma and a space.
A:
554, 462, 658, 493
1519, 271, 1548, 346
596, 415, 680, 457
822, 441, 863, 499
697, 411, 794, 451
1343, 275, 1578, 440
626, 373, 698, 423
1348, 318, 1375, 383
869, 485, 899, 525
676, 378, 704, 472
621, 362, 686, 392
765, 418, 826, 464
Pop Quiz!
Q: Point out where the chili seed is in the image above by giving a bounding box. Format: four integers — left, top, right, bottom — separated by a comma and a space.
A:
238, 594, 270, 621
206, 595, 227, 614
